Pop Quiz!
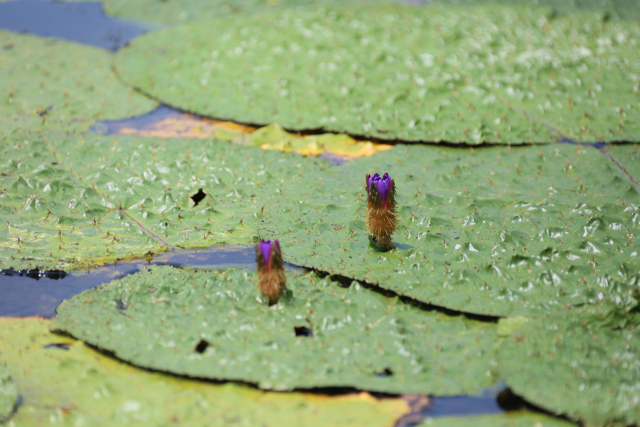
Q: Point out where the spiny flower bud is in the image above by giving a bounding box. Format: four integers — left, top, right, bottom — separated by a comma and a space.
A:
366, 172, 397, 249
255, 239, 286, 306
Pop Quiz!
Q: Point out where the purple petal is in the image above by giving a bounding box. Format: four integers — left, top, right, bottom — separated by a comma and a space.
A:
374, 173, 391, 204
259, 240, 273, 266
368, 173, 380, 194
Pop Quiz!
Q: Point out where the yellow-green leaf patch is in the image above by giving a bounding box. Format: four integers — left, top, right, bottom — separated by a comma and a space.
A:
0, 317, 408, 427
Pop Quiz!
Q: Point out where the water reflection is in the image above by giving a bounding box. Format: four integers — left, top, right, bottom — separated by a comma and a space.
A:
0, 0, 150, 51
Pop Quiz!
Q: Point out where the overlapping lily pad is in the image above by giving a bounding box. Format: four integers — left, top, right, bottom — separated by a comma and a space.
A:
77, 0, 397, 25
260, 143, 640, 317
498, 308, 640, 427
114, 6, 560, 144
0, 131, 333, 270
0, 363, 17, 424
115, 4, 640, 143
53, 266, 499, 395
0, 318, 408, 426
418, 412, 576, 427
0, 30, 157, 125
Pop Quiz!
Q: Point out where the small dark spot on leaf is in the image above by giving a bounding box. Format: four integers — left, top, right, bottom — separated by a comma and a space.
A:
195, 339, 210, 353
444, 261, 451, 266
294, 326, 313, 337
116, 299, 127, 310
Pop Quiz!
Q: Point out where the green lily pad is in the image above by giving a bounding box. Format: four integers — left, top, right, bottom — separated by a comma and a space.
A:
0, 363, 17, 424
0, 318, 408, 426
0, 131, 333, 270
498, 309, 640, 427
114, 5, 560, 144
53, 266, 499, 395
0, 31, 157, 125
75, 0, 397, 25
418, 412, 576, 427
259, 143, 640, 317
115, 4, 640, 143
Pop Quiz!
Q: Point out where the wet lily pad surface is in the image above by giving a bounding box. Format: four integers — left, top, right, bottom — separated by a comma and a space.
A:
0, 30, 157, 127
260, 143, 640, 317
0, 317, 407, 426
115, 4, 640, 143
78, 0, 397, 25
53, 266, 499, 395
499, 308, 640, 427
114, 6, 556, 143
82, 0, 640, 25
0, 131, 332, 270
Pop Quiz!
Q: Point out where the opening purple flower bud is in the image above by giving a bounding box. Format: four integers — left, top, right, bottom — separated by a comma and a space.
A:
367, 172, 392, 208
259, 240, 274, 269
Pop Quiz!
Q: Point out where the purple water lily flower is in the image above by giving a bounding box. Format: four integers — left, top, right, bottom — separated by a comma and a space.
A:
366, 172, 393, 209
255, 239, 286, 305
258, 239, 280, 271
365, 172, 397, 249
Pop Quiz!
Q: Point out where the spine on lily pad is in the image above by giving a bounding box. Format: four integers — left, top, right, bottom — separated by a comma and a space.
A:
255, 239, 286, 306
366, 172, 397, 249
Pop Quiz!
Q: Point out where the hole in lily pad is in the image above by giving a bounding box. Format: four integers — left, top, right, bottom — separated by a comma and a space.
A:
374, 368, 394, 377
190, 188, 207, 207
294, 326, 313, 337
116, 299, 127, 310
195, 339, 210, 354
44, 343, 70, 351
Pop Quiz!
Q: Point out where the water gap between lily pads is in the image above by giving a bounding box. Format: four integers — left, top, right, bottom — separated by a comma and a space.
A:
0, 0, 151, 51
0, 243, 295, 317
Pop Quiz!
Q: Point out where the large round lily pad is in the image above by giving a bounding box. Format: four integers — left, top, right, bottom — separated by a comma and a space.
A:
0, 363, 17, 424
0, 30, 157, 124
499, 309, 640, 427
83, 0, 640, 25
114, 5, 559, 144
92, 0, 396, 25
0, 318, 407, 426
0, 131, 333, 270
115, 4, 640, 143
53, 266, 499, 395
259, 143, 640, 317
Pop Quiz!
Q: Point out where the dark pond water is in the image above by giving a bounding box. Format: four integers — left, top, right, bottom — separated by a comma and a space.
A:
0, 0, 150, 51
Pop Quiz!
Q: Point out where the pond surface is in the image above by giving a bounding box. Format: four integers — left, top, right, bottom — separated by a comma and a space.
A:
0, 2, 582, 426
